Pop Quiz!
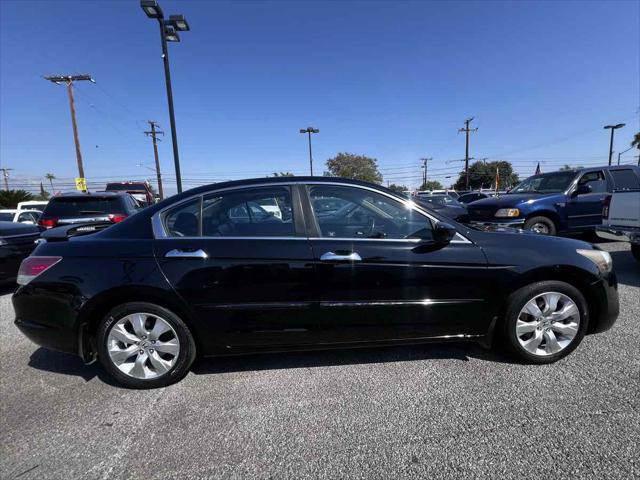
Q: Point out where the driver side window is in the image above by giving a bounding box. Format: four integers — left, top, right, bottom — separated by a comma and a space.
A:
309, 185, 432, 240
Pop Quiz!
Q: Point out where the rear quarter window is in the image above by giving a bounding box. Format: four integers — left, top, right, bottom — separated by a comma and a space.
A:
610, 169, 640, 191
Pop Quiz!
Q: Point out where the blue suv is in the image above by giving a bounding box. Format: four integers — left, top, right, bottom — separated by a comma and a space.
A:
467, 166, 628, 235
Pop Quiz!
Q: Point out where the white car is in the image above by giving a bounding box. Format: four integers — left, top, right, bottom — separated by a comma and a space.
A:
17, 200, 49, 211
0, 209, 42, 224
596, 165, 640, 261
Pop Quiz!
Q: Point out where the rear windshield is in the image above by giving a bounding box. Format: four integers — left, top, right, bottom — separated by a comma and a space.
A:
106, 183, 147, 192
44, 197, 121, 216
0, 213, 13, 221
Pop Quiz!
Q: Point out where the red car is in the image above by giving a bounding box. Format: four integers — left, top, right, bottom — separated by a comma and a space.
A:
105, 182, 154, 206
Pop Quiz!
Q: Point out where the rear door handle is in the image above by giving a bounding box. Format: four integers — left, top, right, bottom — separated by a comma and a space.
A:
320, 251, 362, 262
165, 248, 208, 259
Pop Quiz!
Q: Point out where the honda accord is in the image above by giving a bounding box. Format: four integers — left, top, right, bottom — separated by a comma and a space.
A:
13, 177, 619, 388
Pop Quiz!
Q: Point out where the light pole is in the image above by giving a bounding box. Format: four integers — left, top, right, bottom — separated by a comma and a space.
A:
604, 123, 625, 166
141, 1, 190, 194
300, 127, 319, 175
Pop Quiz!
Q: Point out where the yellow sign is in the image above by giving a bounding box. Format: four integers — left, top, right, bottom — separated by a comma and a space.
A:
75, 177, 87, 192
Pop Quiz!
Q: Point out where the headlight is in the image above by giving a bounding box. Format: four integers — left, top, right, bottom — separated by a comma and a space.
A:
577, 249, 612, 273
495, 208, 520, 218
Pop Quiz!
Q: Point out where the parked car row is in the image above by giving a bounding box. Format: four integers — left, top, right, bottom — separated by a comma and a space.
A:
466, 165, 639, 238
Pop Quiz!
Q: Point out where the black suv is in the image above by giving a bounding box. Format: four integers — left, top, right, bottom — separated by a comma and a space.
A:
38, 192, 141, 230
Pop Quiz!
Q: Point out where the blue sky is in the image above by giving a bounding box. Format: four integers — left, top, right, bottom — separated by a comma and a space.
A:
1, 0, 638, 194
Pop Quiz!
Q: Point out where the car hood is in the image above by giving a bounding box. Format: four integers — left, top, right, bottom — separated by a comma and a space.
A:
469, 193, 565, 208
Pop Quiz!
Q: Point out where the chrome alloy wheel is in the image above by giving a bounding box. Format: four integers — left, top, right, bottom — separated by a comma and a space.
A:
516, 292, 580, 356
529, 222, 550, 235
107, 313, 180, 379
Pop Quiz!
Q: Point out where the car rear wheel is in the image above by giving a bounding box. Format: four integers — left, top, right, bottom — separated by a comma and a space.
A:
97, 302, 196, 389
502, 281, 588, 364
523, 216, 556, 235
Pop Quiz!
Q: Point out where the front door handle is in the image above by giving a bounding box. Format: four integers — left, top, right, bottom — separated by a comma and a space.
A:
320, 251, 362, 262
165, 248, 208, 259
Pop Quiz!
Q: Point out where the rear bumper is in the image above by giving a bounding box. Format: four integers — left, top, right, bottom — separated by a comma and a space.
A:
12, 286, 80, 355
596, 226, 640, 245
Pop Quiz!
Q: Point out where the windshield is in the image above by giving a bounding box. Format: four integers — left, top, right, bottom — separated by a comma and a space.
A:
106, 183, 147, 192
44, 197, 121, 216
0, 213, 14, 221
511, 171, 576, 194
422, 195, 462, 206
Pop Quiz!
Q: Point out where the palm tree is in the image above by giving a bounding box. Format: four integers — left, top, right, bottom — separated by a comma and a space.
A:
0, 189, 34, 208
632, 132, 640, 150
45, 173, 56, 193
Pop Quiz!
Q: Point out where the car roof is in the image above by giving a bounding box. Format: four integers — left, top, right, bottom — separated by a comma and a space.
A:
164, 176, 404, 199
52, 191, 129, 198
0, 209, 18, 213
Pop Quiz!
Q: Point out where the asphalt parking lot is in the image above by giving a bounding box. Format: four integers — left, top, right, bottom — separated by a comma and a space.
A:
1, 241, 638, 479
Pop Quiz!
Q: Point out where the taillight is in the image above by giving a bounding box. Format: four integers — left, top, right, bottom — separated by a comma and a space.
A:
38, 218, 58, 229
17, 256, 62, 285
603, 195, 612, 219
108, 213, 128, 223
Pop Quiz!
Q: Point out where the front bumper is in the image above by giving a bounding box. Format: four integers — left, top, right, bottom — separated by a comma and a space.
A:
470, 218, 525, 228
588, 273, 619, 334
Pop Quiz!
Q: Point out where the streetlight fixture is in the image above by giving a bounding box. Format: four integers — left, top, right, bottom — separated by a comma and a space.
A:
140, 0, 190, 193
617, 146, 633, 166
604, 123, 625, 166
300, 127, 319, 176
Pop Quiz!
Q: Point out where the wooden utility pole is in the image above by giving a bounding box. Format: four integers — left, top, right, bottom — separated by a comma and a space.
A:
44, 75, 94, 179
0, 167, 12, 190
458, 117, 478, 190
144, 121, 165, 200
420, 157, 433, 187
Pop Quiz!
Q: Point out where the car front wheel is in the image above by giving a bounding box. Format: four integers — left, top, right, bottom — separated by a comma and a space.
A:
503, 281, 588, 364
97, 302, 196, 389
523, 216, 557, 235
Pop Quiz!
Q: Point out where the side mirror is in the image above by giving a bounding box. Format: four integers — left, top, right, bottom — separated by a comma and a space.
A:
432, 221, 457, 244
574, 184, 592, 196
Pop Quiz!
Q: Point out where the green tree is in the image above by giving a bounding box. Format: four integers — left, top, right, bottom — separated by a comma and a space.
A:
0, 189, 34, 208
419, 180, 443, 191
272, 171, 295, 177
36, 182, 50, 200
45, 173, 56, 193
453, 160, 519, 190
325, 153, 383, 184
387, 183, 408, 193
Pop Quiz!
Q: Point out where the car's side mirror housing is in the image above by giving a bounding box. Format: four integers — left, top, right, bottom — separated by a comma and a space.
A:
574, 184, 592, 196
432, 221, 457, 244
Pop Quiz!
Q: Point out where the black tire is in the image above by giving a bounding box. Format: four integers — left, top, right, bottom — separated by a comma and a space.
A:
97, 302, 196, 389
631, 244, 640, 262
502, 281, 589, 364
523, 216, 557, 236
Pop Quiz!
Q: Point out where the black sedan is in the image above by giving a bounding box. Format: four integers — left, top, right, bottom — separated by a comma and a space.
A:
13, 177, 618, 388
0, 221, 41, 285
